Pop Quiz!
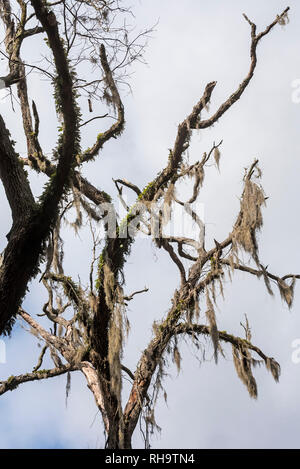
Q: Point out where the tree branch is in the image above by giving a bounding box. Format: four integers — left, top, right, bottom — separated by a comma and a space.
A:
80, 44, 125, 163
0, 364, 78, 396
197, 7, 290, 129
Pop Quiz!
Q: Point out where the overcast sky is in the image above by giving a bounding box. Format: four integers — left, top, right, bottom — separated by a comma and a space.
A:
0, 0, 300, 449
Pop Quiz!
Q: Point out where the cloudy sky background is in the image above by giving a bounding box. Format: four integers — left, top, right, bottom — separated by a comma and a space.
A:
0, 0, 300, 448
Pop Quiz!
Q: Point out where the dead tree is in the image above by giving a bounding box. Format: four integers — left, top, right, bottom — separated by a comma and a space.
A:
0, 1, 297, 449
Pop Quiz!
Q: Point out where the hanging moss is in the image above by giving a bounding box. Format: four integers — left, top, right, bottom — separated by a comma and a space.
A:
138, 181, 155, 200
